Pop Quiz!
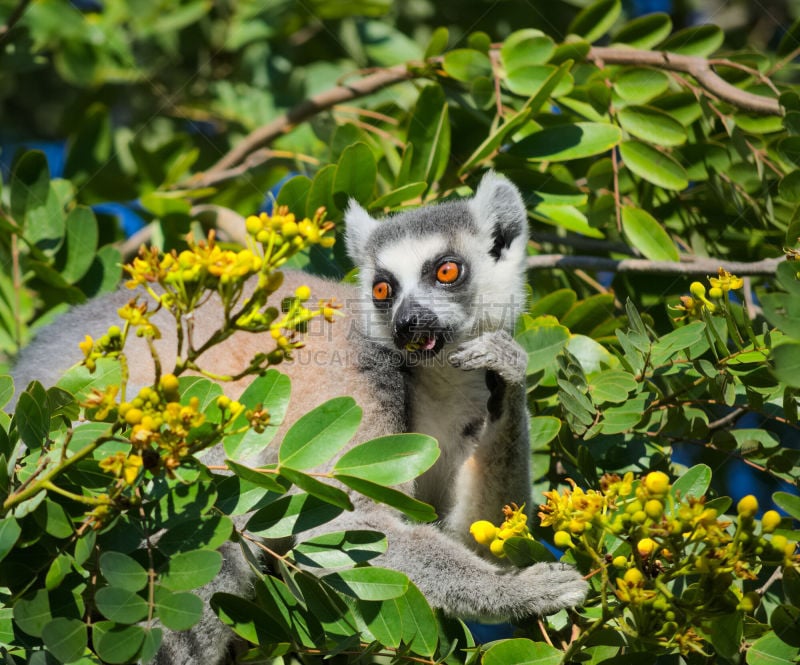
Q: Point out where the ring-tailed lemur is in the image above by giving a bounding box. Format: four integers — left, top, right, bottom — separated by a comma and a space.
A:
10, 172, 588, 663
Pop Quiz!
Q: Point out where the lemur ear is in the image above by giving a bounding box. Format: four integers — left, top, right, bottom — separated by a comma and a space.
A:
469, 171, 528, 260
344, 200, 380, 265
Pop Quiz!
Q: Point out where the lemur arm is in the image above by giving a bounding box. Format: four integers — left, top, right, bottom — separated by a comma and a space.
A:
444, 330, 532, 535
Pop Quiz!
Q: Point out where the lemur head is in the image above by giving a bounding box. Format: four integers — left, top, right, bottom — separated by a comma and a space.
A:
345, 172, 528, 357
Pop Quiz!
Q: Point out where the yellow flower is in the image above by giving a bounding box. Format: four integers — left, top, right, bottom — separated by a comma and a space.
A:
709, 268, 743, 293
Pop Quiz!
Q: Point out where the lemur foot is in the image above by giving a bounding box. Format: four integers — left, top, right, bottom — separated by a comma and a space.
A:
449, 330, 527, 385
519, 562, 589, 617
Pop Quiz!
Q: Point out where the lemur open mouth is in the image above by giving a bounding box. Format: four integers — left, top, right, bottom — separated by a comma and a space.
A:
404, 334, 445, 354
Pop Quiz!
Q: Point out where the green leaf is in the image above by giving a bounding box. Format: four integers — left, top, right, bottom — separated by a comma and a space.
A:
0, 517, 21, 563
155, 514, 233, 556
779, 171, 800, 203
246, 493, 343, 538
224, 370, 290, 460
671, 464, 712, 501
600, 394, 645, 433
510, 122, 622, 162
150, 479, 217, 530
155, 590, 204, 631
778, 17, 800, 58
773, 491, 800, 521
568, 0, 621, 44
57, 358, 122, 404
225, 459, 287, 494
0, 374, 13, 408
424, 26, 449, 59
770, 342, 800, 388
279, 467, 354, 511
332, 433, 439, 485
10, 150, 51, 229
771, 605, 800, 647
292, 530, 387, 569
13, 588, 52, 637
503, 537, 557, 566
369, 182, 428, 209
306, 163, 339, 219
334, 474, 438, 522
589, 370, 638, 404
279, 396, 361, 470
483, 638, 563, 665
92, 622, 146, 665
746, 631, 800, 664
60, 206, 99, 284
501, 30, 554, 70
533, 203, 604, 238
460, 62, 570, 173
276, 174, 312, 212
660, 24, 724, 56
323, 566, 409, 601
41, 618, 87, 664
530, 416, 561, 447
405, 84, 450, 186
95, 586, 149, 623
614, 68, 670, 104
621, 206, 679, 262
211, 592, 288, 645
99, 552, 148, 592
613, 12, 672, 48
15, 390, 49, 450
159, 549, 223, 592
442, 48, 492, 82
506, 65, 573, 97
517, 322, 571, 375
334, 142, 376, 206
618, 106, 687, 146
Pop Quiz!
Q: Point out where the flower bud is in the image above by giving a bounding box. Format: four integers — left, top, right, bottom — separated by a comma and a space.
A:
553, 530, 575, 549
294, 285, 312, 301
470, 521, 498, 546
623, 568, 644, 585
637, 537, 657, 558
737, 494, 759, 518
645, 499, 664, 519
612, 555, 628, 569
761, 510, 781, 533
489, 538, 505, 557
644, 471, 670, 496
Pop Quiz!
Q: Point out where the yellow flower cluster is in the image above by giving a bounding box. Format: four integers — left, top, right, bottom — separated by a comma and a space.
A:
244, 205, 335, 253
94, 374, 241, 476
470, 503, 532, 557
671, 269, 742, 321
538, 476, 623, 547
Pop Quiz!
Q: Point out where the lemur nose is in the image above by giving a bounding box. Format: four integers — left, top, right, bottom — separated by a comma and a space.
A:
392, 300, 439, 349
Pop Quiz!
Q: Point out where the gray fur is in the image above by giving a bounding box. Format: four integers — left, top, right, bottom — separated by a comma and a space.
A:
11, 172, 587, 663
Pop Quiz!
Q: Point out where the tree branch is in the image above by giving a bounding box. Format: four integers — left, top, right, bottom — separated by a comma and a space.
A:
202, 64, 415, 177
187, 47, 783, 190
587, 46, 782, 116
526, 254, 785, 276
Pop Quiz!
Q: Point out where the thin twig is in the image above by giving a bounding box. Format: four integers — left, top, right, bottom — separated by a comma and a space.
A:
587, 47, 783, 116
527, 254, 784, 276
0, 0, 31, 42
206, 64, 415, 176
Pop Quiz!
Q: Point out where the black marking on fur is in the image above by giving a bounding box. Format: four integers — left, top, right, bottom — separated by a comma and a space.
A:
489, 225, 510, 260
485, 369, 506, 421
461, 418, 484, 439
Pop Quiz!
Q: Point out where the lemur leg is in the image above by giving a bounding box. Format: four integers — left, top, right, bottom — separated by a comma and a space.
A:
329, 499, 587, 619
446, 330, 532, 535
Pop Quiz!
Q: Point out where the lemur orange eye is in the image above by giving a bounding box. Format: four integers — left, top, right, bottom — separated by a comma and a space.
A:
373, 281, 392, 300
436, 261, 460, 284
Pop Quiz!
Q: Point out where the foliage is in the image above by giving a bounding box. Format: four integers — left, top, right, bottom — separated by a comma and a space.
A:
1, 0, 800, 663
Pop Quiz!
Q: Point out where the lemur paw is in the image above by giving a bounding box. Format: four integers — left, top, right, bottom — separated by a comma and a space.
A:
522, 562, 589, 615
449, 330, 527, 385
